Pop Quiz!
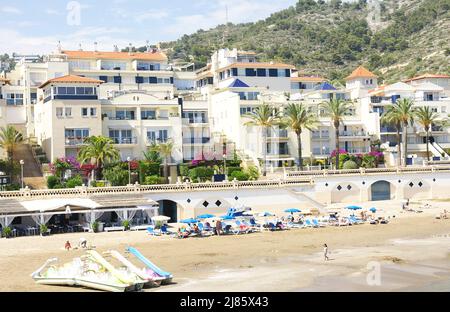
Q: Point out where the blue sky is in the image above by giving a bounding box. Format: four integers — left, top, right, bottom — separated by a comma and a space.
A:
0, 0, 298, 54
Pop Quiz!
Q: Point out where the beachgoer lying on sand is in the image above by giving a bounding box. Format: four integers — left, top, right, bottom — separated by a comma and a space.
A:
177, 228, 189, 239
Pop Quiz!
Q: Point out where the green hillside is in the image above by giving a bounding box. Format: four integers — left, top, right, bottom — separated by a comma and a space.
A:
160, 0, 450, 84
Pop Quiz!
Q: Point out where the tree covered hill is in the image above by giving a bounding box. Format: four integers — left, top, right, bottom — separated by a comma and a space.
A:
159, 0, 450, 84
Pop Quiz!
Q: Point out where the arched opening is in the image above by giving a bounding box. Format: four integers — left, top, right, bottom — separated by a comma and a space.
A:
370, 180, 392, 201
157, 200, 179, 223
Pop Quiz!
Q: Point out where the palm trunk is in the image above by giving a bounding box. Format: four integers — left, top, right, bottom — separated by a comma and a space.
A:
426, 129, 430, 161
96, 159, 102, 180
396, 123, 401, 167
335, 127, 340, 170
164, 157, 169, 184
403, 123, 408, 166
297, 131, 303, 171
262, 128, 267, 177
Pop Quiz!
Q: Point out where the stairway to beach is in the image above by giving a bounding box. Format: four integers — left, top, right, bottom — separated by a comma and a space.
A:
13, 144, 47, 189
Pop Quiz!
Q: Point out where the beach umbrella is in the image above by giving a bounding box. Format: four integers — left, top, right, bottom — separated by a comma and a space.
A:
369, 207, 377, 213
220, 215, 235, 220
180, 218, 199, 224
345, 205, 363, 211
197, 214, 215, 219
151, 216, 171, 222
284, 208, 302, 214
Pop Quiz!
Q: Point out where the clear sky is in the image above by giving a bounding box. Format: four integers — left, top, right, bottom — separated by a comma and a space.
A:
0, 0, 298, 54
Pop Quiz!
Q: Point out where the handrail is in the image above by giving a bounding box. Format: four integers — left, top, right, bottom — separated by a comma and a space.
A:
285, 165, 449, 178
1, 165, 450, 200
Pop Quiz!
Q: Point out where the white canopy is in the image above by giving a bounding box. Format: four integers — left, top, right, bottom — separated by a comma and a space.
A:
151, 216, 170, 222
20, 198, 101, 212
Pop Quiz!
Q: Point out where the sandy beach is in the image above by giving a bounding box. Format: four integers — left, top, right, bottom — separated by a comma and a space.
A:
1, 199, 449, 292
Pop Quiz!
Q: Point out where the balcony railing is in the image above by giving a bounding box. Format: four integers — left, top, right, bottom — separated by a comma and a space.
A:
347, 148, 370, 154
108, 116, 137, 121
339, 131, 368, 137
111, 137, 138, 145
65, 138, 87, 146
183, 138, 211, 144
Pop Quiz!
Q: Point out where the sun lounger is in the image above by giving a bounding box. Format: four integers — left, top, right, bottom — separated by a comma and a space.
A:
131, 225, 152, 231
304, 219, 314, 228
147, 227, 162, 236
312, 219, 326, 228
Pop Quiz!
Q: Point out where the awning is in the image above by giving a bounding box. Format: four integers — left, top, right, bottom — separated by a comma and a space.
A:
20, 198, 101, 212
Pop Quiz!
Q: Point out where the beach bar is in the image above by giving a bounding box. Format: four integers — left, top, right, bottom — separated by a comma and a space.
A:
0, 194, 159, 236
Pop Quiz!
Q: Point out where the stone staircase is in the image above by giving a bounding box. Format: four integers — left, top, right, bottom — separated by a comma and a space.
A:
13, 143, 47, 189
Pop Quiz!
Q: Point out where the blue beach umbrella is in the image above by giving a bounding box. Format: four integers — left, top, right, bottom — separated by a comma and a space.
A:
284, 208, 302, 214
369, 207, 377, 213
220, 215, 236, 220
346, 205, 363, 211
197, 214, 215, 219
180, 218, 199, 224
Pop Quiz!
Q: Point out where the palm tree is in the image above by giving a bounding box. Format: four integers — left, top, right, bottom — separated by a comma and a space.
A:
0, 126, 24, 173
282, 103, 319, 170
320, 99, 353, 169
244, 103, 281, 177
381, 107, 402, 166
386, 99, 416, 166
415, 106, 440, 161
149, 140, 174, 183
78, 136, 120, 180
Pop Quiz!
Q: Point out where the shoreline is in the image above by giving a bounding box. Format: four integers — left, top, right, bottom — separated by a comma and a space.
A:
1, 200, 449, 292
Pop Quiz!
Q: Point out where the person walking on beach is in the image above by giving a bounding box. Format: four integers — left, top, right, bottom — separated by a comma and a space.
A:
65, 241, 72, 251
323, 244, 329, 261
79, 237, 87, 249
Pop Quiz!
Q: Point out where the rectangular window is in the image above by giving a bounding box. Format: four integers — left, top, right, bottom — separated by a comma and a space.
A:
269, 69, 278, 77
147, 129, 168, 143
232, 68, 238, 76
65, 107, 72, 117
245, 68, 256, 77
66, 87, 75, 95
257, 68, 266, 77
136, 76, 144, 84
76, 87, 85, 95
113, 76, 122, 84
285, 69, 291, 77
141, 110, 156, 120
82, 108, 88, 117
99, 76, 108, 83
56, 107, 63, 118
149, 77, 157, 84
90, 108, 97, 116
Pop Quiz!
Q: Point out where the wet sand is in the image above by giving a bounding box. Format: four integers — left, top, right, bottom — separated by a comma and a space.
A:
1, 199, 449, 292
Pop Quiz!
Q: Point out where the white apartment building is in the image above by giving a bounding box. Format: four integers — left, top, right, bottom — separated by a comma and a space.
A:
362, 74, 450, 164
2, 44, 449, 172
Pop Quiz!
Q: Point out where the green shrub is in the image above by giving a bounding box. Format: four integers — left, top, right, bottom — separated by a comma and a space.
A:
91, 221, 99, 233
47, 175, 59, 189
229, 171, 250, 181
103, 166, 128, 186
227, 167, 242, 176
144, 175, 164, 185
5, 184, 21, 191
361, 154, 377, 168
66, 175, 83, 188
342, 160, 359, 170
188, 167, 214, 182
2, 226, 12, 238
40, 224, 48, 235
122, 220, 130, 230
179, 164, 189, 177
246, 166, 260, 181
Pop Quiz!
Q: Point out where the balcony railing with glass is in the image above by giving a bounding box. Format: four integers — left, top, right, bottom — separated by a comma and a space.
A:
347, 148, 370, 154
339, 130, 368, 137
110, 137, 138, 144
147, 138, 169, 145
65, 138, 87, 146
313, 148, 331, 156
268, 129, 289, 138
183, 137, 211, 144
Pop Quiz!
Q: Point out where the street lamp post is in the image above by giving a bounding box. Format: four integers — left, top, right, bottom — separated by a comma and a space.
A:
19, 160, 24, 189
127, 157, 131, 185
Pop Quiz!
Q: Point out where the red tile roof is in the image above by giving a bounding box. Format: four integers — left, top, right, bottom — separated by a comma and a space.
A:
39, 75, 104, 88
345, 66, 378, 80
404, 73, 450, 83
62, 50, 168, 61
